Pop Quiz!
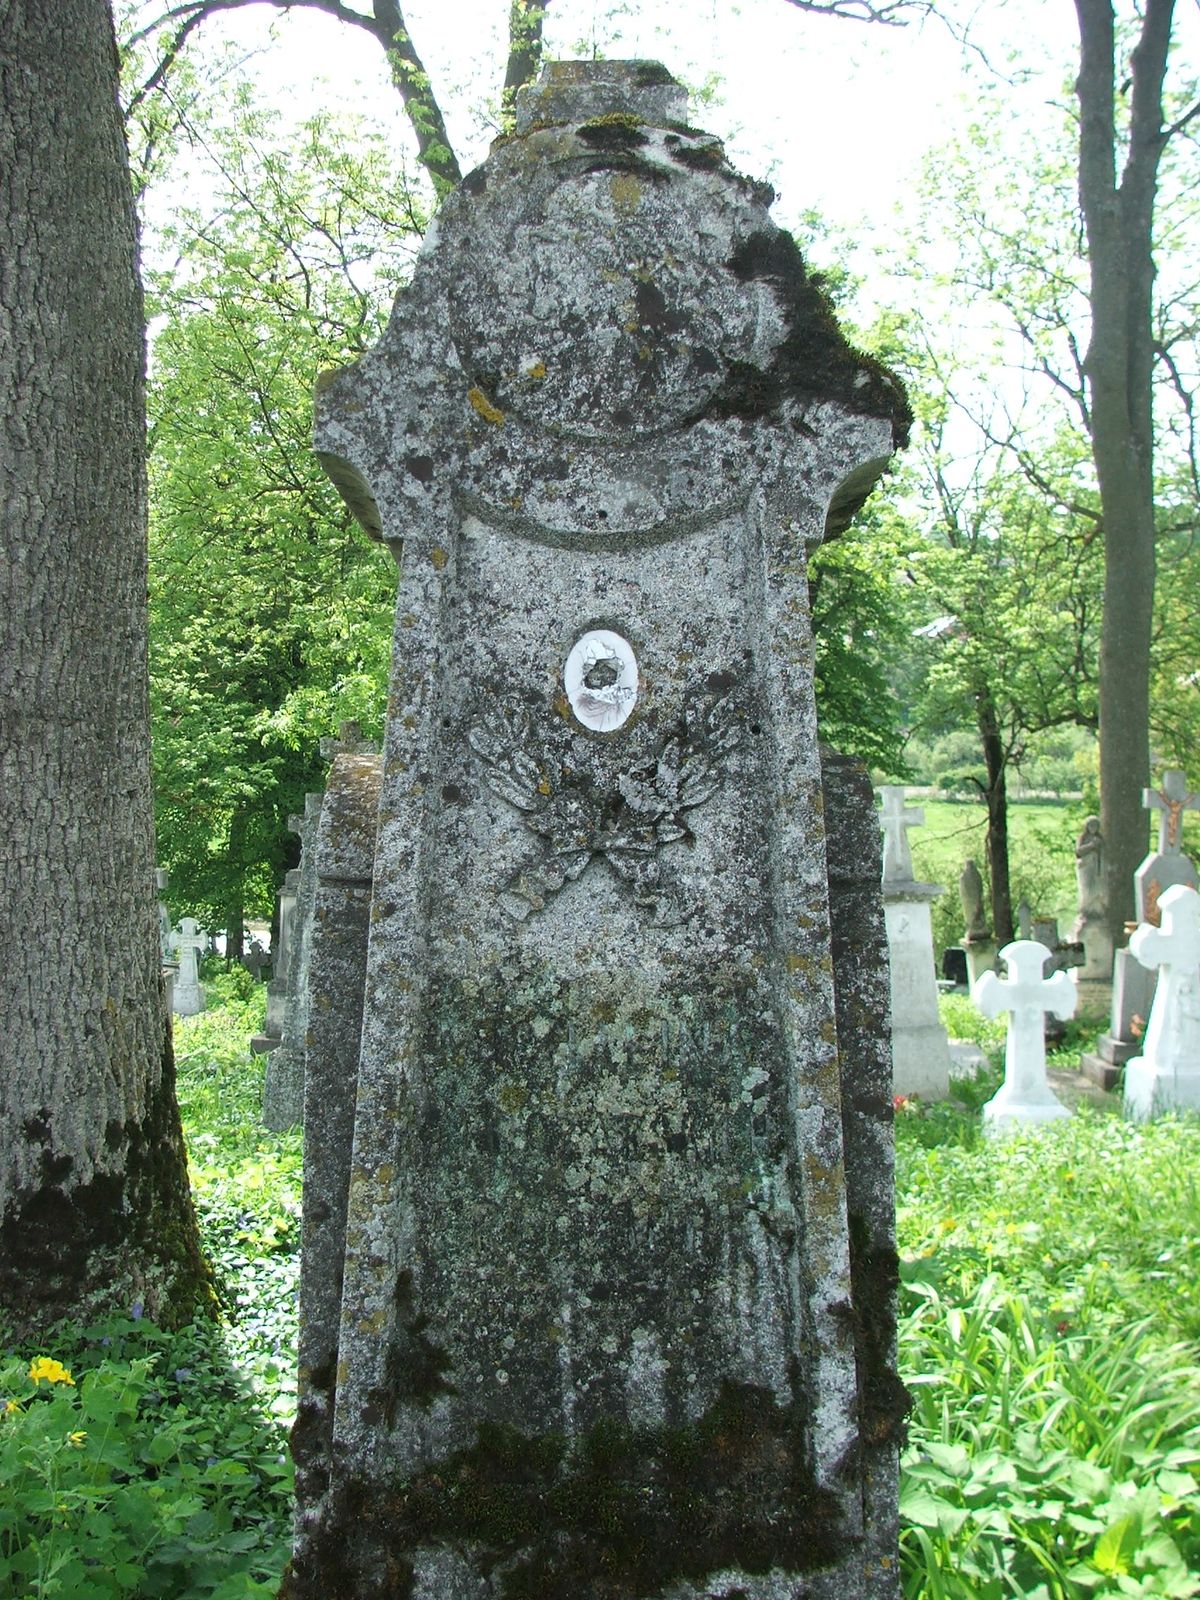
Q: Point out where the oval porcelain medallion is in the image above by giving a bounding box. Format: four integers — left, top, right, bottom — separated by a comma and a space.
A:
564, 630, 638, 733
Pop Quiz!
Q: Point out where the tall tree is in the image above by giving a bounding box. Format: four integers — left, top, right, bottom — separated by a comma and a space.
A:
0, 0, 209, 1334
1073, 0, 1196, 940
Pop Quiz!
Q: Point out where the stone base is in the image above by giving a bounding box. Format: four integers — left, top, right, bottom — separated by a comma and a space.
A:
982, 1084, 1071, 1136
1079, 1052, 1122, 1092
892, 1023, 951, 1100
1124, 1056, 1200, 1120
964, 941, 998, 989
172, 984, 206, 1017
250, 1031, 281, 1056
948, 1039, 989, 1076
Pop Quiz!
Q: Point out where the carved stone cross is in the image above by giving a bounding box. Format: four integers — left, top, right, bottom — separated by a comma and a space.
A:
1125, 884, 1200, 1118
1143, 770, 1200, 855
975, 939, 1075, 1131
877, 785, 923, 884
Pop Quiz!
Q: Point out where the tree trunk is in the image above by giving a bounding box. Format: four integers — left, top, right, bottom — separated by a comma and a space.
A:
0, 0, 210, 1336
225, 809, 247, 962
977, 689, 1015, 944
1074, 0, 1173, 943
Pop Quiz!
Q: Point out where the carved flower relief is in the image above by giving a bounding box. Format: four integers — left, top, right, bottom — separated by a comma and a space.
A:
467, 671, 743, 926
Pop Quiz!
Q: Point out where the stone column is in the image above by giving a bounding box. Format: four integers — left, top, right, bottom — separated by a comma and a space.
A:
877, 787, 951, 1100
286, 59, 910, 1600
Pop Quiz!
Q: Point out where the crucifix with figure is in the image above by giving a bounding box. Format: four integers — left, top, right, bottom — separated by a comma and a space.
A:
1137, 770, 1200, 925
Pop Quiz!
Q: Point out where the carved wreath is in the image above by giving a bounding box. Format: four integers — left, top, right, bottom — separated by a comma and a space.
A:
468, 688, 743, 926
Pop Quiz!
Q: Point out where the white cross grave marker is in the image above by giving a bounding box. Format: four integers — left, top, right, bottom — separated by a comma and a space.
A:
878, 785, 923, 884
1124, 884, 1200, 1118
975, 939, 1075, 1133
171, 916, 207, 1017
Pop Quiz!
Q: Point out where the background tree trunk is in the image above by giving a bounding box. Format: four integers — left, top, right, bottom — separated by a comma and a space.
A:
976, 690, 1015, 944
1074, 0, 1173, 943
0, 0, 210, 1336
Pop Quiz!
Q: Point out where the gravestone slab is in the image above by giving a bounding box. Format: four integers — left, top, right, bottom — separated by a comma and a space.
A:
877, 787, 950, 1100
1136, 770, 1199, 925
252, 869, 301, 1056
170, 917, 206, 1017
286, 59, 909, 1600
263, 794, 324, 1131
1124, 884, 1200, 1118
975, 940, 1074, 1133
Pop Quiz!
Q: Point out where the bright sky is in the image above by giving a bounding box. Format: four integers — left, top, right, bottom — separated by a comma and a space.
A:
151, 0, 1110, 239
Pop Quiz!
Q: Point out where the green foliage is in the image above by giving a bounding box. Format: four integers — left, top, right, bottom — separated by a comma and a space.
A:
896, 1112, 1200, 1596
146, 96, 414, 935
0, 1330, 290, 1599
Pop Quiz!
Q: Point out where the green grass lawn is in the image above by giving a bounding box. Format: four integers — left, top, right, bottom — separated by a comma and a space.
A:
2, 985, 1198, 1598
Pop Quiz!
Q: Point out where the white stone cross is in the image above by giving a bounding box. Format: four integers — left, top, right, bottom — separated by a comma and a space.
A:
1125, 884, 1200, 1118
877, 785, 924, 884
974, 939, 1075, 1133
1143, 770, 1200, 856
172, 917, 206, 988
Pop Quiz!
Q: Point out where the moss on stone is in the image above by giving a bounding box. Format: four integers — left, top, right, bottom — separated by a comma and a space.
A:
286, 1380, 847, 1600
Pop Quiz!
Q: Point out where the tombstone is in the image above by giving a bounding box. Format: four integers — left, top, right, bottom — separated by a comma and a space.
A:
1123, 884, 1200, 1119
242, 938, 270, 982
877, 786, 951, 1099
1017, 897, 1032, 940
941, 945, 968, 987
284, 60, 911, 1600
252, 869, 300, 1057
1082, 773, 1199, 1089
959, 857, 996, 987
1137, 771, 1200, 925
155, 866, 175, 966
318, 719, 375, 761
975, 940, 1075, 1133
262, 795, 324, 1131
170, 917, 207, 1017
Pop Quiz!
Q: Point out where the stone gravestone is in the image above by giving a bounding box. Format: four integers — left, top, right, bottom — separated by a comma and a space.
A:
975, 940, 1075, 1134
1124, 884, 1200, 1119
877, 786, 951, 1099
284, 60, 911, 1600
1082, 772, 1200, 1089
959, 857, 997, 987
170, 917, 206, 1017
262, 793, 325, 1131
1069, 815, 1111, 1004
251, 868, 299, 1057
156, 866, 177, 1013
1137, 771, 1200, 926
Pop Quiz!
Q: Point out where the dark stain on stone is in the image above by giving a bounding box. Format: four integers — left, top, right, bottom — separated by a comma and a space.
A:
403, 453, 434, 483
462, 166, 488, 197
577, 118, 649, 153
441, 782, 465, 804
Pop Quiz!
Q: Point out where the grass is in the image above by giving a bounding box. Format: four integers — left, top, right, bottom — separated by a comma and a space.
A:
2, 986, 1198, 1597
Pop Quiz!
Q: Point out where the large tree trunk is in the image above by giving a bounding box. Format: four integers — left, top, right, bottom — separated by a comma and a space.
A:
0, 0, 210, 1336
1074, 0, 1173, 943
977, 689, 1015, 945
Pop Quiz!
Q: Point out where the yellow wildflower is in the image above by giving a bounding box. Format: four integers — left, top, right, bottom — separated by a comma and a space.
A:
3, 1399, 20, 1416
28, 1358, 74, 1387
67, 1431, 87, 1447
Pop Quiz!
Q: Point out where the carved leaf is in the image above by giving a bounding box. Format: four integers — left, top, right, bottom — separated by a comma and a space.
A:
468, 709, 549, 814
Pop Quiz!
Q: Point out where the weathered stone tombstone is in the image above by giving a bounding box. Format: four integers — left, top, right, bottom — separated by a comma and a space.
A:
286, 59, 910, 1600
877, 786, 951, 1099
975, 940, 1074, 1134
262, 793, 324, 1131
1082, 772, 1200, 1089
170, 916, 207, 1017
1137, 771, 1200, 926
252, 869, 299, 1057
959, 857, 997, 987
1124, 884, 1200, 1119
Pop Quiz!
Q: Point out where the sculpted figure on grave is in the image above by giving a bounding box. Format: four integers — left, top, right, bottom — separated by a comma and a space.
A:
1072, 815, 1104, 933
960, 856, 990, 942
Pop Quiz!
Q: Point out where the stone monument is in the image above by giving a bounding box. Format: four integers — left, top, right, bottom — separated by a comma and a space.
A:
877, 786, 951, 1099
170, 917, 206, 1017
975, 940, 1075, 1134
285, 60, 910, 1600
1123, 884, 1200, 1119
1082, 771, 1200, 1089
262, 793, 324, 1131
959, 857, 996, 987
252, 868, 299, 1057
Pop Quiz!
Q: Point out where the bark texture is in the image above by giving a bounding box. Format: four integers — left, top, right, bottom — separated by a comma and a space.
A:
0, 0, 210, 1336
1074, 0, 1173, 941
